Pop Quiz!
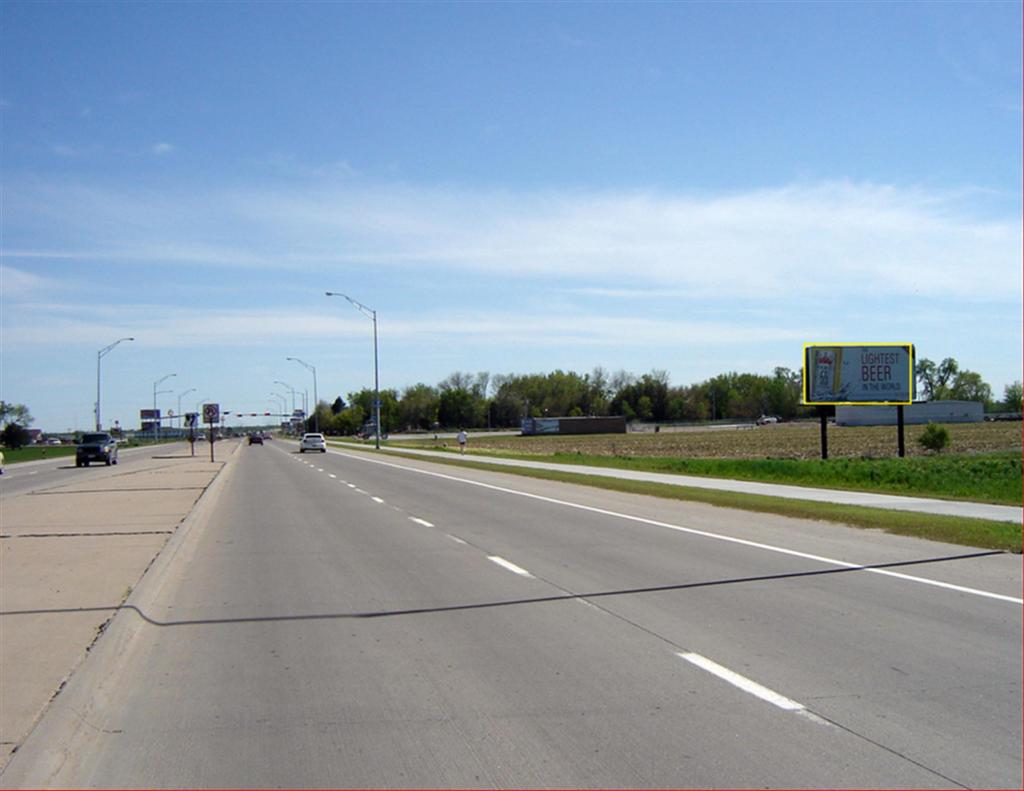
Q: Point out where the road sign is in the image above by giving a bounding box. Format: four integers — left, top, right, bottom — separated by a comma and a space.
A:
202, 403, 220, 423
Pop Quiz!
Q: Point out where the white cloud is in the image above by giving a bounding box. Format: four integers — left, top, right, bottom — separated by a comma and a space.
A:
4, 179, 1020, 304
0, 265, 72, 296
151, 142, 175, 156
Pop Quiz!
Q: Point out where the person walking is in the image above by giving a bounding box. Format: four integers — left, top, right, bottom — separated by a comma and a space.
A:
457, 429, 467, 455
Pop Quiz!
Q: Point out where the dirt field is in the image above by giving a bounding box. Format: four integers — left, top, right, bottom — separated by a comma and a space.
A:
454, 420, 1022, 460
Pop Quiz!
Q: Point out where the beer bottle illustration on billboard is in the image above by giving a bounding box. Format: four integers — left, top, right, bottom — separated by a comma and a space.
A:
814, 347, 843, 400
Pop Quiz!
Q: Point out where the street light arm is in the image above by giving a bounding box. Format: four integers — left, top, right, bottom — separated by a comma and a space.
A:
99, 337, 135, 358
326, 291, 375, 320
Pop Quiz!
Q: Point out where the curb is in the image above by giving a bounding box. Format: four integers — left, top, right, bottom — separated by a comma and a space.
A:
0, 441, 243, 787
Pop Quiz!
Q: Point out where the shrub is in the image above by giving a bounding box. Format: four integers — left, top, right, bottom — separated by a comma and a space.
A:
1, 422, 31, 449
918, 422, 951, 453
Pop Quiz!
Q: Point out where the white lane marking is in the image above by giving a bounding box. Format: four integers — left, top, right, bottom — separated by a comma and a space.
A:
331, 451, 1023, 606
488, 556, 535, 578
678, 652, 827, 726
346, 483, 356, 488
371, 496, 384, 504
410, 518, 434, 527
317, 468, 325, 472
329, 474, 337, 479
447, 535, 467, 545
354, 488, 368, 495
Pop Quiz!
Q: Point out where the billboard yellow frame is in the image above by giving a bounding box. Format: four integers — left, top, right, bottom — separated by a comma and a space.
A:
802, 343, 915, 406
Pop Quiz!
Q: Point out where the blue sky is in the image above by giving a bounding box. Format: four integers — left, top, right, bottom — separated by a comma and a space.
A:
2, 1, 1021, 432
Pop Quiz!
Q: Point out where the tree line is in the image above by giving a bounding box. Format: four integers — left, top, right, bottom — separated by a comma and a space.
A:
309, 360, 1022, 436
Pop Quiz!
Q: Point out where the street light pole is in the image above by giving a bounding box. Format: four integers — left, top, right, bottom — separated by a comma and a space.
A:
153, 373, 177, 442
286, 358, 318, 432
269, 394, 287, 417
274, 380, 297, 413
326, 291, 381, 450
96, 337, 134, 431
177, 388, 196, 429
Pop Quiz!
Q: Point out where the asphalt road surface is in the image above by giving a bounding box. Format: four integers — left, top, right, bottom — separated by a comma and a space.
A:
5, 440, 1021, 788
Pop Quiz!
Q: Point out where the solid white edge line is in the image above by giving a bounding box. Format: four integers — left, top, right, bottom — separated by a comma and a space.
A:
678, 652, 804, 712
488, 555, 535, 578
328, 450, 1023, 605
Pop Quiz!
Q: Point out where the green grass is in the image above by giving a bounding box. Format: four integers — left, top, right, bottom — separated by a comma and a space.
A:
1, 445, 78, 463
530, 451, 1023, 506
388, 442, 1021, 506
333, 441, 1022, 553
1, 437, 180, 465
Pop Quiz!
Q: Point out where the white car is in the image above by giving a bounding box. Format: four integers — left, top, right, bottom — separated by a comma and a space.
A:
299, 432, 327, 453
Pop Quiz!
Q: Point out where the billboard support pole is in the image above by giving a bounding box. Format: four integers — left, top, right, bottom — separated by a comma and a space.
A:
819, 408, 829, 460
897, 404, 906, 458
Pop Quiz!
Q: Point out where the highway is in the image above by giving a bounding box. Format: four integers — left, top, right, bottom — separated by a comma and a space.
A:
3, 439, 1021, 788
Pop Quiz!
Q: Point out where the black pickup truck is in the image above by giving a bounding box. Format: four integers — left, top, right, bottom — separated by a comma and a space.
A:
76, 432, 119, 467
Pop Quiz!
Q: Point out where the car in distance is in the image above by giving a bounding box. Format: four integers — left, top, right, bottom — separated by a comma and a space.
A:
76, 432, 118, 467
756, 415, 780, 425
248, 433, 263, 445
299, 432, 326, 453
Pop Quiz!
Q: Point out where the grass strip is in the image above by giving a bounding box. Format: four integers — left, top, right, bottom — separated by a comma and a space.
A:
2, 438, 183, 465
333, 442, 1021, 553
2, 446, 78, 463
390, 443, 1022, 506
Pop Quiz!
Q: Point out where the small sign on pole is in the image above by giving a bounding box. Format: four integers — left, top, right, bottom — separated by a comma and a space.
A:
203, 404, 220, 462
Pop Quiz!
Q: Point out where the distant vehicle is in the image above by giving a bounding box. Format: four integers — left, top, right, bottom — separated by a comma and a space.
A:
299, 432, 326, 453
76, 432, 118, 467
248, 434, 263, 445
756, 415, 780, 425
45, 437, 62, 445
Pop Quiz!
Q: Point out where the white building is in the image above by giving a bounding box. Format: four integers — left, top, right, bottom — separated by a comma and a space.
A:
835, 400, 983, 427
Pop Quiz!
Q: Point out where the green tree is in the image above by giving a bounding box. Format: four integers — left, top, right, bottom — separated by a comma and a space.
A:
438, 387, 480, 428
948, 370, 992, 405
916, 358, 959, 400
330, 405, 365, 436
349, 388, 400, 432
0, 401, 33, 427
399, 383, 440, 431
1002, 381, 1023, 411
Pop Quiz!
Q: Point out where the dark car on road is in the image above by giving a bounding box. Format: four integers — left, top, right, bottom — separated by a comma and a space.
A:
76, 432, 118, 467
248, 433, 263, 445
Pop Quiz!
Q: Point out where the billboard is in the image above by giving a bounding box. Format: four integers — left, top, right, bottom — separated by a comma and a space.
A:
803, 343, 915, 405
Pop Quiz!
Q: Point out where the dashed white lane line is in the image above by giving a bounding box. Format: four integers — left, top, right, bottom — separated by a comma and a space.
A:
488, 556, 535, 578
410, 518, 434, 527
371, 496, 385, 504
329, 474, 337, 479
328, 451, 1022, 606
447, 535, 467, 545
677, 652, 829, 725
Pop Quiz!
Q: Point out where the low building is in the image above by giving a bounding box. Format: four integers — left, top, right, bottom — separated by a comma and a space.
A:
835, 400, 983, 427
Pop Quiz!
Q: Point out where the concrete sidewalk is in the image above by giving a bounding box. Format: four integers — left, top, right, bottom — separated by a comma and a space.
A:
346, 443, 1023, 524
0, 443, 238, 770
